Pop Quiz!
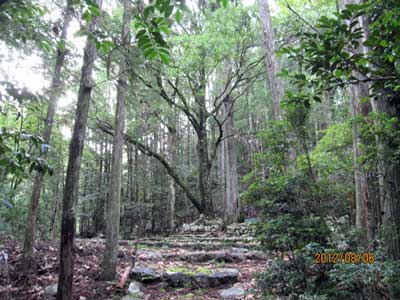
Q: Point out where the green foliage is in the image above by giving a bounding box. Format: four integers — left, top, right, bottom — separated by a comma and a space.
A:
133, 0, 180, 63
280, 1, 400, 103
255, 174, 330, 253
260, 233, 400, 300
358, 112, 400, 166
311, 122, 353, 177
0, 0, 52, 51
0, 129, 53, 181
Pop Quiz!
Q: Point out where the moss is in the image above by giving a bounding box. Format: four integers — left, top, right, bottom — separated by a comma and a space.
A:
167, 266, 196, 276
166, 266, 212, 276
195, 266, 212, 275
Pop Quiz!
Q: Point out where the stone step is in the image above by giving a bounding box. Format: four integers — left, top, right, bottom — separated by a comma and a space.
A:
137, 240, 259, 251
130, 265, 239, 288
137, 248, 267, 263
161, 250, 267, 262
140, 235, 256, 243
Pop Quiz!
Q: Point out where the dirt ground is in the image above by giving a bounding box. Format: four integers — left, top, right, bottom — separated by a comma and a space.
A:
0, 235, 267, 300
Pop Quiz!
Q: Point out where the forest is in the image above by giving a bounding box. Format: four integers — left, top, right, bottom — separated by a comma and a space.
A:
0, 0, 399, 299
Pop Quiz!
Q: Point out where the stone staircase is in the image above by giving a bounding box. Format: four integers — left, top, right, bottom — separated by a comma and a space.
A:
121, 220, 266, 299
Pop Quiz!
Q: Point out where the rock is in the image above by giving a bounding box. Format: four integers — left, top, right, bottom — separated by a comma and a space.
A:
164, 271, 192, 287
208, 268, 239, 287
245, 251, 267, 260
231, 247, 249, 253
182, 224, 190, 232
128, 281, 144, 295
45, 283, 58, 296
231, 253, 246, 262
138, 251, 163, 261
121, 295, 142, 300
192, 273, 211, 288
220, 286, 245, 299
192, 268, 240, 288
130, 265, 162, 283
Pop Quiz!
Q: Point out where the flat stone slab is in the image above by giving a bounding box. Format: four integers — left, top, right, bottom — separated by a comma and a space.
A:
130, 266, 163, 283
164, 268, 239, 288
131, 266, 239, 288
220, 286, 245, 299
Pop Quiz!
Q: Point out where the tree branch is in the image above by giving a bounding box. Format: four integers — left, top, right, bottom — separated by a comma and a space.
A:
97, 121, 203, 213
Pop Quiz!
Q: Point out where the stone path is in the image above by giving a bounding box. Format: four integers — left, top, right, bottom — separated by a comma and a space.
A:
115, 232, 268, 300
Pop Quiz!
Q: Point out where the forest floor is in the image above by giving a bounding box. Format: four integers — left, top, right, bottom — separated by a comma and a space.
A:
0, 234, 268, 300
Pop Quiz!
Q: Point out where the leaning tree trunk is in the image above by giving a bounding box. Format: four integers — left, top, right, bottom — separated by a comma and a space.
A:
56, 2, 102, 299
259, 0, 284, 120
101, 0, 132, 281
22, 2, 73, 270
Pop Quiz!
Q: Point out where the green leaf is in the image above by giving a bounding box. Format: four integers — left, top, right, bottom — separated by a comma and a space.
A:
175, 10, 182, 23
159, 52, 169, 64
164, 5, 174, 18
334, 69, 342, 77
88, 5, 100, 17
82, 10, 92, 23
379, 40, 388, 47
143, 6, 154, 20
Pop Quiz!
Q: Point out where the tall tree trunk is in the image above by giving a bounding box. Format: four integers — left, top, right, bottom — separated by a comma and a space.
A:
22, 2, 73, 270
341, 0, 377, 242
371, 98, 400, 259
349, 84, 370, 235
222, 94, 239, 224
259, 0, 284, 120
94, 138, 104, 234
50, 156, 64, 239
56, 2, 102, 299
102, 0, 131, 280
167, 123, 177, 233
195, 69, 214, 217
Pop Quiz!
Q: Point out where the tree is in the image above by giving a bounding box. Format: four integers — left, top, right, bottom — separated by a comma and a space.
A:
282, 0, 400, 259
259, 0, 284, 120
101, 0, 132, 281
57, 1, 102, 299
22, 1, 73, 270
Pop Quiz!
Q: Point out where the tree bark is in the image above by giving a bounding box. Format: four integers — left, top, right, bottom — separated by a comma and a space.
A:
371, 98, 400, 259
222, 94, 240, 224
349, 84, 370, 235
22, 2, 73, 270
259, 0, 284, 120
167, 121, 177, 233
195, 69, 214, 217
57, 2, 102, 299
102, 0, 132, 281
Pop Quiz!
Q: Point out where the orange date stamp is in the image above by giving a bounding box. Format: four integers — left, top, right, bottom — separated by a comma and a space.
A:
314, 252, 375, 264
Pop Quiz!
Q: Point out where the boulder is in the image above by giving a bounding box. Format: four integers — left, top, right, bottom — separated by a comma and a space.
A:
130, 265, 162, 283
220, 286, 245, 299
